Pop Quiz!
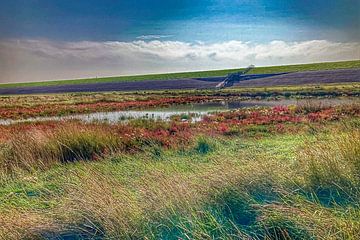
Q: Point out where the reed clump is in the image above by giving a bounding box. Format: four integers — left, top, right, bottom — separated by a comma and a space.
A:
0, 125, 120, 174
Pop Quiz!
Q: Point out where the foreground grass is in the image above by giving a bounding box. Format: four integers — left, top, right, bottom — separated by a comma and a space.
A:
0, 60, 359, 89
0, 113, 359, 239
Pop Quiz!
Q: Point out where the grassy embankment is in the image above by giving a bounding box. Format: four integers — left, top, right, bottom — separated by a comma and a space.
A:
0, 103, 359, 239
0, 60, 359, 89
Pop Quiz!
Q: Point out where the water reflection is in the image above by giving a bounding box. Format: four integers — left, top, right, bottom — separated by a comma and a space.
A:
0, 98, 358, 125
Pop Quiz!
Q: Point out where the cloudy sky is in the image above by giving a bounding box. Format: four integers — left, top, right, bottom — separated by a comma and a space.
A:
0, 0, 359, 83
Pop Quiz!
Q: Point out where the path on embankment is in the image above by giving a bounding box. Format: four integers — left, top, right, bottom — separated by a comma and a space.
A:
0, 68, 359, 95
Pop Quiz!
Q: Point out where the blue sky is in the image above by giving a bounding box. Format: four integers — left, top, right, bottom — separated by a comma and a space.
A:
0, 0, 359, 82
1, 0, 359, 42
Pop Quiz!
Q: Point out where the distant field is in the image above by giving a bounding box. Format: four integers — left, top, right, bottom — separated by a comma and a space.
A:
0, 60, 359, 89
1, 81, 359, 120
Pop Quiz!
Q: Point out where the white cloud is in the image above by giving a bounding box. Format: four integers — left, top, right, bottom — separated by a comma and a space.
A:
136, 35, 174, 40
0, 39, 359, 83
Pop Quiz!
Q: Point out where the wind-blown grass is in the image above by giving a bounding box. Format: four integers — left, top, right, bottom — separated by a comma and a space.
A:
1, 104, 358, 174
299, 131, 360, 206
0, 106, 359, 239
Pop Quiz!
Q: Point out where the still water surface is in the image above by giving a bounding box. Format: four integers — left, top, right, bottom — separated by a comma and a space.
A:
0, 98, 358, 125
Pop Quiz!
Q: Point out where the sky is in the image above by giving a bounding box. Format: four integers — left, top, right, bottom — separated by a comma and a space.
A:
0, 0, 359, 83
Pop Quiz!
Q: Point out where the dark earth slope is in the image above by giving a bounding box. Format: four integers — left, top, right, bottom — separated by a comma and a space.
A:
234, 68, 360, 87
0, 69, 359, 95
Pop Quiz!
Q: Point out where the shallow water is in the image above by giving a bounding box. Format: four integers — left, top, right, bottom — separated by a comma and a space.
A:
0, 98, 358, 125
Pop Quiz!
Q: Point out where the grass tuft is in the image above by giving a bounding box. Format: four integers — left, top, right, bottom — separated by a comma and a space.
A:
299, 130, 360, 205
194, 137, 214, 155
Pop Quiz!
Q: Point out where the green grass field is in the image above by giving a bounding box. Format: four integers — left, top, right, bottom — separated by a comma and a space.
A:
1, 60, 359, 89
1, 118, 359, 239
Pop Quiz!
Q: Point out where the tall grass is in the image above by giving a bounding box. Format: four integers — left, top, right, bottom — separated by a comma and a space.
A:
298, 130, 360, 205
51, 128, 359, 239
0, 121, 359, 239
0, 125, 120, 174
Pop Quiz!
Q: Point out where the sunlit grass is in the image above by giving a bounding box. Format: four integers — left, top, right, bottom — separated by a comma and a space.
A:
0, 94, 359, 239
0, 119, 359, 239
